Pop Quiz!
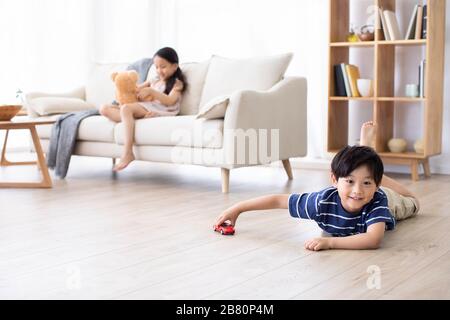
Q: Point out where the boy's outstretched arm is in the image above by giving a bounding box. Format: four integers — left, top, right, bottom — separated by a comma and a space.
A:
215, 194, 290, 227
305, 222, 386, 251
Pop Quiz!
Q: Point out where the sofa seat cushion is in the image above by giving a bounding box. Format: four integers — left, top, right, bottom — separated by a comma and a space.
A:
77, 116, 117, 142
35, 115, 62, 139
36, 115, 116, 143
114, 115, 224, 149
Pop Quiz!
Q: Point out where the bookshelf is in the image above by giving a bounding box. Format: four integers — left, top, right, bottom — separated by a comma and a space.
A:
328, 0, 446, 181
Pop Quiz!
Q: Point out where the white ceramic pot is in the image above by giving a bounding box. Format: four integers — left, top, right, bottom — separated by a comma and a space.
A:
388, 138, 407, 153
414, 139, 424, 154
357, 79, 374, 97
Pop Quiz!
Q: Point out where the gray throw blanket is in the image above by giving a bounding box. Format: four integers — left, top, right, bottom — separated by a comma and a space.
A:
47, 109, 100, 178
128, 57, 153, 83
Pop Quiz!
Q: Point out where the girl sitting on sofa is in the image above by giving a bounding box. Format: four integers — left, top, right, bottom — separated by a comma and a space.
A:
100, 47, 187, 172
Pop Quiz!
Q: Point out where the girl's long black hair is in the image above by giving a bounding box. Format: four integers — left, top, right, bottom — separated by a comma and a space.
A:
154, 47, 187, 95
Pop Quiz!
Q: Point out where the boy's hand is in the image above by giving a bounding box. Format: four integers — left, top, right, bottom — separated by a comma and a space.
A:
304, 237, 332, 251
215, 207, 241, 227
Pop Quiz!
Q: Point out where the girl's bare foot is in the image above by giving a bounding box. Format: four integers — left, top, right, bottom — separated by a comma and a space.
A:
113, 153, 135, 172
360, 121, 376, 148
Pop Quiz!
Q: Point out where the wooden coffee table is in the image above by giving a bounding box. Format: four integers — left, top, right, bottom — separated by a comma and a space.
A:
0, 118, 55, 188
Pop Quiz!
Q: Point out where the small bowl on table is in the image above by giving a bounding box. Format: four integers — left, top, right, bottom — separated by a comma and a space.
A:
0, 105, 23, 121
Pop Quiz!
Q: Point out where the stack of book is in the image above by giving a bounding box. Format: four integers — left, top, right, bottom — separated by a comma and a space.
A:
378, 4, 427, 41
334, 63, 361, 97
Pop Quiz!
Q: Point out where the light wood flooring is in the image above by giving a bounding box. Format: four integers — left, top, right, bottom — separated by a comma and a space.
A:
0, 154, 449, 299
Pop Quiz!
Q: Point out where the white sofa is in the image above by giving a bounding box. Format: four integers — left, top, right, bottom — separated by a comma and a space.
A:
25, 53, 307, 192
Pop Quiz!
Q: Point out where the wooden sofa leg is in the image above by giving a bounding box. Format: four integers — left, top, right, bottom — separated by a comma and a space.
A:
221, 168, 230, 193
282, 159, 293, 180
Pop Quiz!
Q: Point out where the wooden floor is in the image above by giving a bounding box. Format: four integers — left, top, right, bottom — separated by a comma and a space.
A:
0, 154, 449, 300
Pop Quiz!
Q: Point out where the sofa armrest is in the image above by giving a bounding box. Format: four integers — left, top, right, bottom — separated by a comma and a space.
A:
222, 77, 307, 166
24, 86, 86, 118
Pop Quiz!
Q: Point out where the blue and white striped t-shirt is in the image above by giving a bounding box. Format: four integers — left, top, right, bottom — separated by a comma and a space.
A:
288, 187, 395, 236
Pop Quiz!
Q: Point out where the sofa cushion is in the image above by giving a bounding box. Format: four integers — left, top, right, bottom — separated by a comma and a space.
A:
77, 116, 117, 142
196, 95, 230, 120
85, 63, 128, 108
146, 60, 210, 115
114, 115, 224, 149
179, 60, 210, 115
28, 97, 95, 116
36, 115, 116, 143
199, 53, 293, 108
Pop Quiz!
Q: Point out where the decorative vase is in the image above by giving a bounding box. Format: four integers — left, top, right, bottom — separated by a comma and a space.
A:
357, 24, 375, 41
388, 138, 407, 153
356, 79, 374, 97
414, 139, 424, 154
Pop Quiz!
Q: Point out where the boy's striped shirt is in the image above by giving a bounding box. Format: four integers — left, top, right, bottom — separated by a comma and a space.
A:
288, 187, 395, 236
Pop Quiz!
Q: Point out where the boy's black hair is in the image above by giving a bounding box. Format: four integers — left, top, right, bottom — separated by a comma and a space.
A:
331, 145, 384, 186
154, 47, 187, 95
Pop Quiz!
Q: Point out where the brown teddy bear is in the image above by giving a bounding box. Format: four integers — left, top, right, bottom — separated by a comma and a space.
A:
111, 70, 139, 105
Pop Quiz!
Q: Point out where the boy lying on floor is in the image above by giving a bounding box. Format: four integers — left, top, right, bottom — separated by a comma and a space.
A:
215, 122, 419, 251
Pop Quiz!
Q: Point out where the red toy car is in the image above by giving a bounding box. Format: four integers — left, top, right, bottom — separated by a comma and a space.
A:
214, 222, 235, 235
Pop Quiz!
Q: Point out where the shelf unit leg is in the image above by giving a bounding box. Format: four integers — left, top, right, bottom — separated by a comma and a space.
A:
423, 159, 431, 178
411, 160, 419, 181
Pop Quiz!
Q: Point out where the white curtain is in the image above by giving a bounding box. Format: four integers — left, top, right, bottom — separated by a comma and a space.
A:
92, 0, 157, 63
0, 0, 92, 149
0, 0, 92, 100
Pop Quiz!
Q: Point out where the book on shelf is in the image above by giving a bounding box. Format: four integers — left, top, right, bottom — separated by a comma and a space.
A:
415, 5, 424, 39
334, 65, 347, 97
384, 10, 402, 41
345, 64, 361, 97
405, 5, 419, 40
340, 63, 352, 97
419, 59, 426, 97
378, 7, 390, 40
422, 4, 428, 39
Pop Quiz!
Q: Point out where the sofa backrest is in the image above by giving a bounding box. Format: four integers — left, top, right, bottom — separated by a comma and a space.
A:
85, 53, 292, 115
85, 63, 128, 108
198, 53, 293, 108
85, 60, 210, 116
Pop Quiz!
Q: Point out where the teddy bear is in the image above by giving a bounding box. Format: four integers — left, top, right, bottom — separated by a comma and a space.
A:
111, 70, 155, 105
111, 70, 139, 105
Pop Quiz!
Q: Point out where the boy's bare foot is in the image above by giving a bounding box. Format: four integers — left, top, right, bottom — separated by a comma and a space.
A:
113, 153, 135, 172
360, 121, 377, 148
